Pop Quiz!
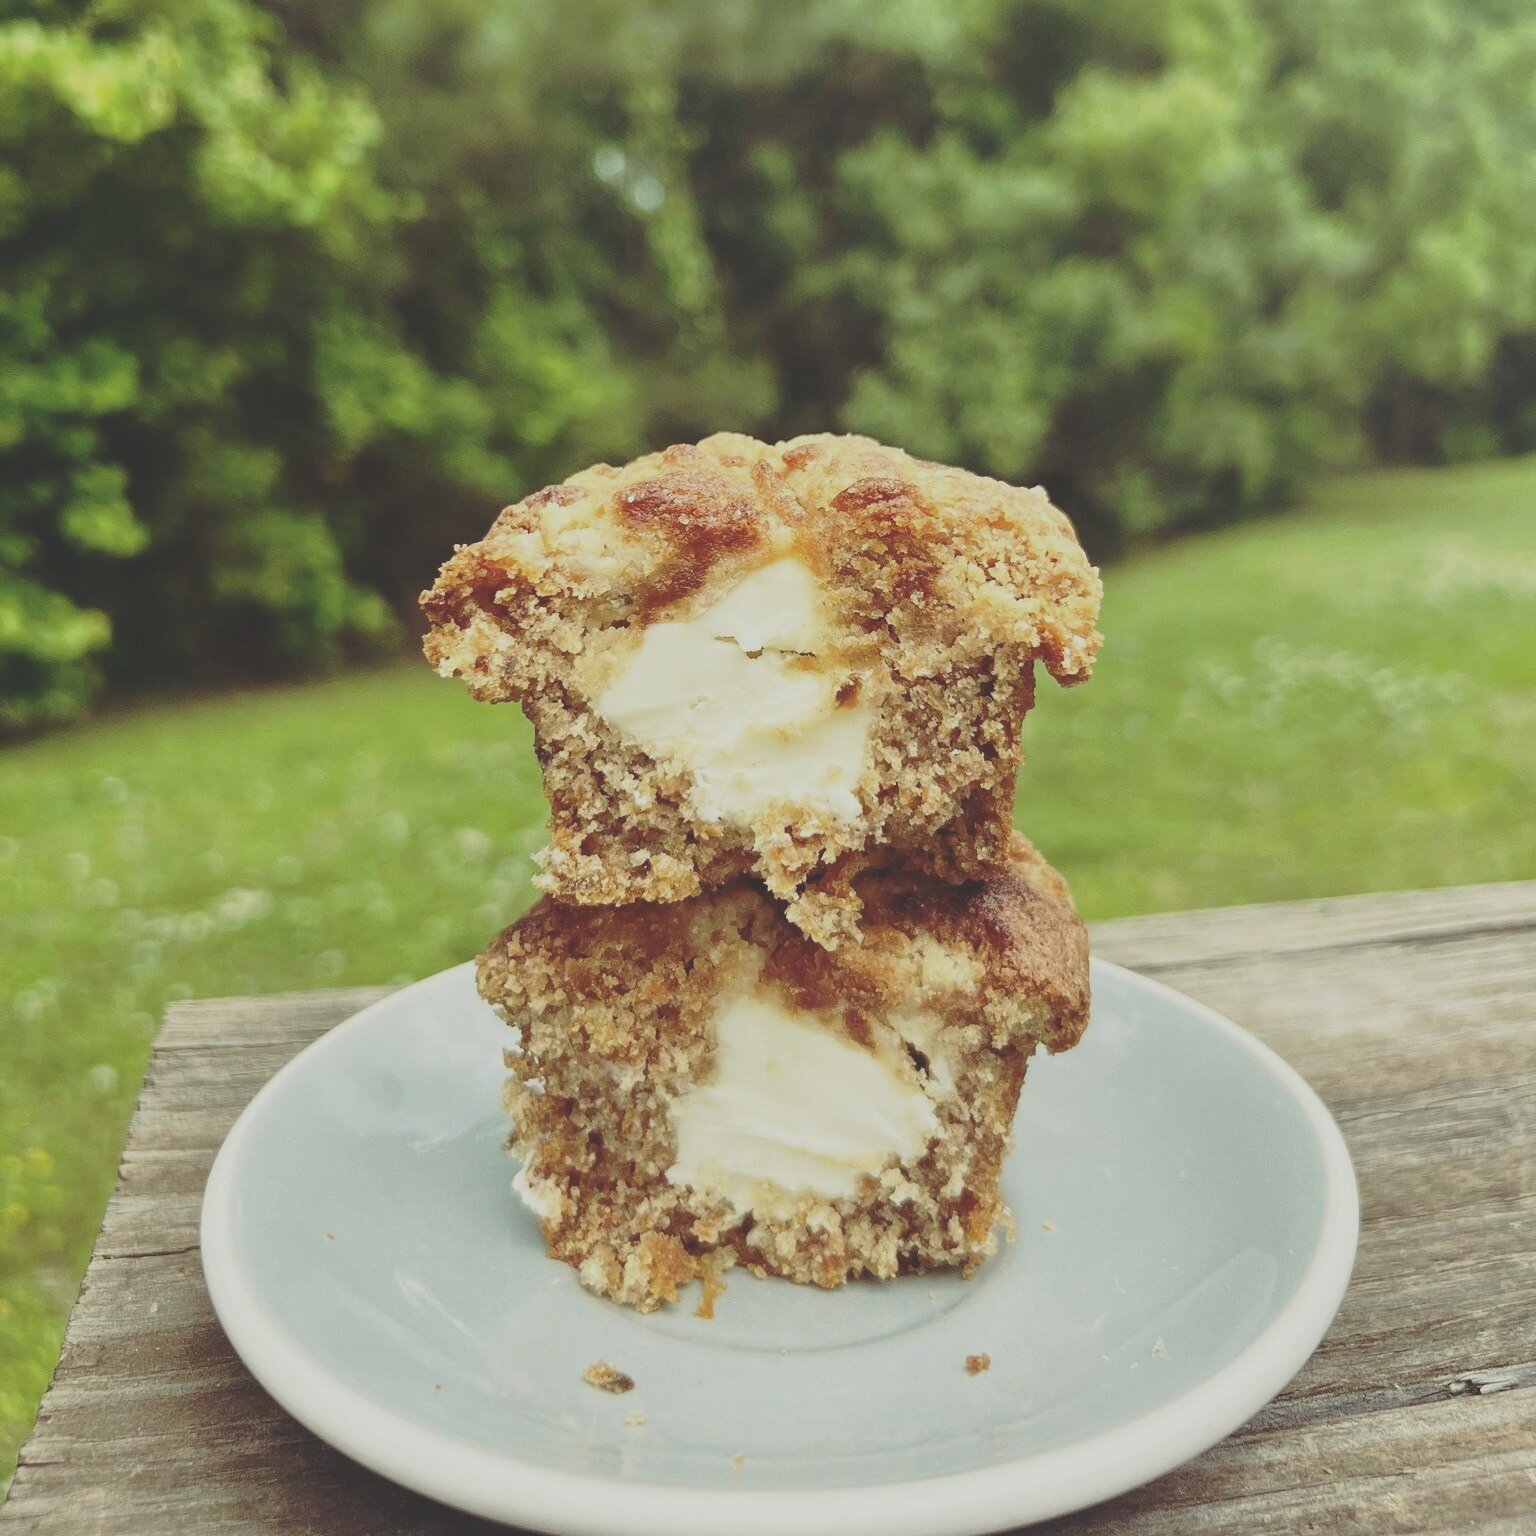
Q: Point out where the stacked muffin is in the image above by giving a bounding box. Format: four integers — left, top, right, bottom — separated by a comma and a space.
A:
421, 433, 1102, 1312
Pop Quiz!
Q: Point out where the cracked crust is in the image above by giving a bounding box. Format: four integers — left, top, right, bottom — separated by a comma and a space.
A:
423, 432, 1101, 945
478, 833, 1090, 1311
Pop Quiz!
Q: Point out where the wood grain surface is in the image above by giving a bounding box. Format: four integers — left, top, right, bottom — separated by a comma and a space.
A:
3, 882, 1533, 1535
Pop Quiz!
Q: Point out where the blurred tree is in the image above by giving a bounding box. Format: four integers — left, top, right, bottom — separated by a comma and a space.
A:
1, 0, 394, 722
3, 0, 1535, 725
0, 0, 636, 724
676, 0, 1536, 551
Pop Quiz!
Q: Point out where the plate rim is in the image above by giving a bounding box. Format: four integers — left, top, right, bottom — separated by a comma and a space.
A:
200, 957, 1359, 1536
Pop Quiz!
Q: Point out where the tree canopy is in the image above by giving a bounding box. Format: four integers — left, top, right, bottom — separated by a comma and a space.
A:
3, 0, 1534, 724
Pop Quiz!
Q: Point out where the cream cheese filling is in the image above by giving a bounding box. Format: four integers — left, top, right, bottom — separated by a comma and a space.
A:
593, 559, 871, 824
511, 1160, 560, 1222
666, 990, 942, 1219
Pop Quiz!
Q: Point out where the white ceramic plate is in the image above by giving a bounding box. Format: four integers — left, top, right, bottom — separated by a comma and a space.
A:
201, 958, 1357, 1536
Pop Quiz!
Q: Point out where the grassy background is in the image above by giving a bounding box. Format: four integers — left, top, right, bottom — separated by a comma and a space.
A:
3, 456, 1535, 1489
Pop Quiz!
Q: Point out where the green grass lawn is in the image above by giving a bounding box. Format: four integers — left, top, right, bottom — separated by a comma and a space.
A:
3, 456, 1535, 1489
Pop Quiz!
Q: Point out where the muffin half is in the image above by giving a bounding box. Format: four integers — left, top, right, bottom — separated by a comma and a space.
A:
479, 833, 1090, 1312
424, 433, 1100, 945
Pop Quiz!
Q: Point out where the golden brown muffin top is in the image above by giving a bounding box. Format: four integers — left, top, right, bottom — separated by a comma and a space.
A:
423, 432, 1101, 687
480, 832, 1090, 1059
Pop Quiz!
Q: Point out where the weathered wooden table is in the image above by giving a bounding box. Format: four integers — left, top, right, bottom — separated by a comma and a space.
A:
4, 883, 1534, 1534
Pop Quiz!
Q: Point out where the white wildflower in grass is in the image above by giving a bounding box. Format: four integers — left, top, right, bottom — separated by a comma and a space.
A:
1417, 543, 1536, 606
13, 982, 61, 1023
307, 819, 342, 856
144, 912, 183, 941
213, 888, 274, 928
87, 1064, 119, 1094
376, 810, 410, 845
99, 776, 130, 806
453, 827, 491, 860
63, 851, 91, 883
1184, 637, 1470, 736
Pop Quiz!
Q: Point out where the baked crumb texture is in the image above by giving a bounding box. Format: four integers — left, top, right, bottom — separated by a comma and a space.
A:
480, 834, 1089, 1312
582, 1360, 635, 1394
424, 433, 1101, 946
965, 1353, 992, 1376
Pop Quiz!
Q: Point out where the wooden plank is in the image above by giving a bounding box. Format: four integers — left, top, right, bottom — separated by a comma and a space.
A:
3, 883, 1534, 1534
1091, 878, 1535, 970
157, 986, 391, 1050
1032, 1391, 1536, 1535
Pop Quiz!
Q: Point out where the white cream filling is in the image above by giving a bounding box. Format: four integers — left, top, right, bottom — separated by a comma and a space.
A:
512, 1160, 560, 1221
666, 990, 939, 1219
889, 1008, 958, 1097
593, 559, 871, 824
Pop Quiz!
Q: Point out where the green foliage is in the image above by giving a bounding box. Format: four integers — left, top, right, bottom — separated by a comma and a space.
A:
0, 0, 633, 725
705, 0, 1536, 549
5, 0, 1536, 725
1, 0, 387, 722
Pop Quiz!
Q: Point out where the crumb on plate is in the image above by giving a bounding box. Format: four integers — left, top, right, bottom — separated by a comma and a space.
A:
694, 1261, 729, 1319
583, 1360, 635, 1394
965, 1353, 991, 1375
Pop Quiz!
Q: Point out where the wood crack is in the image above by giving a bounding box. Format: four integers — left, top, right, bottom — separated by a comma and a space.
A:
1438, 1363, 1536, 1400
1246, 1363, 1536, 1435
95, 1243, 201, 1262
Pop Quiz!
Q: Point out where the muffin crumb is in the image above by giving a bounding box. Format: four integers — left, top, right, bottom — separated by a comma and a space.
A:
583, 1361, 635, 1394
965, 1353, 991, 1375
